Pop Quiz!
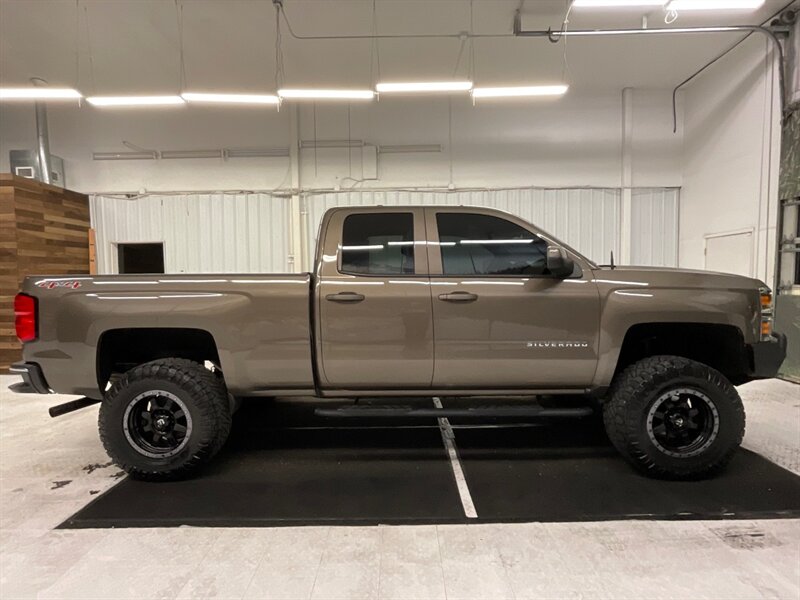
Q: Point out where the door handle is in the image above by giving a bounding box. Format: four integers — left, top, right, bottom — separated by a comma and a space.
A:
326, 292, 366, 303
438, 291, 478, 302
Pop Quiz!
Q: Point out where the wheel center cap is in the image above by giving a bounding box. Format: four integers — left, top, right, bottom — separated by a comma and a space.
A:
670, 414, 686, 428
152, 412, 173, 433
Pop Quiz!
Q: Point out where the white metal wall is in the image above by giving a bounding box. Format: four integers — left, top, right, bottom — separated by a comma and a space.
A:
91, 193, 290, 274
630, 188, 680, 267
91, 187, 678, 274
305, 188, 622, 266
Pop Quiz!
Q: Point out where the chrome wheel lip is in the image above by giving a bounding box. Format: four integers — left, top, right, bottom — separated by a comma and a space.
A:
646, 387, 720, 458
123, 390, 193, 459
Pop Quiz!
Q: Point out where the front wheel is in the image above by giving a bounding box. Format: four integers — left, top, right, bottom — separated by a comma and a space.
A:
603, 355, 745, 479
99, 358, 232, 481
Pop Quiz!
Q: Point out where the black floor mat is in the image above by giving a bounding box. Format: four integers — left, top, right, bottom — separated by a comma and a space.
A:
61, 400, 462, 528
455, 422, 800, 522
60, 398, 800, 528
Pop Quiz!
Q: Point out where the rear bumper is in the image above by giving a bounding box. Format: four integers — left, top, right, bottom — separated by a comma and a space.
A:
748, 333, 787, 379
8, 362, 52, 394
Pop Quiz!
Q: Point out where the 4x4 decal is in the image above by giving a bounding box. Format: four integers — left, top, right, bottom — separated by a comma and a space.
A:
35, 280, 83, 290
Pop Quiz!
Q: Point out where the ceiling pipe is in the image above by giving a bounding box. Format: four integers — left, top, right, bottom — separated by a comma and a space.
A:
512, 11, 787, 133
30, 77, 53, 185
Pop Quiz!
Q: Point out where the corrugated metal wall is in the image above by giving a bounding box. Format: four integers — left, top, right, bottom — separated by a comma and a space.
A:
305, 188, 622, 265
630, 188, 680, 267
91, 187, 678, 274
91, 193, 289, 274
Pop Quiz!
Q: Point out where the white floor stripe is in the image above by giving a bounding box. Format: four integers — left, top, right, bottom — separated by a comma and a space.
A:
433, 397, 478, 519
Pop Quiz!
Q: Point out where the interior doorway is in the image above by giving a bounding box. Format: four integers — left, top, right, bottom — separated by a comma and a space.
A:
117, 243, 165, 274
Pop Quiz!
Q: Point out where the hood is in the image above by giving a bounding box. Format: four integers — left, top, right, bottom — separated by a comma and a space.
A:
591, 265, 765, 291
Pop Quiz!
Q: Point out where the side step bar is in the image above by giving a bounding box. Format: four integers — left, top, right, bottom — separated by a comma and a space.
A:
49, 397, 101, 418
314, 405, 595, 419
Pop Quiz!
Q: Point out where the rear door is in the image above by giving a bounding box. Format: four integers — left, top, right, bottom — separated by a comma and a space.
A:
426, 208, 600, 389
317, 208, 434, 389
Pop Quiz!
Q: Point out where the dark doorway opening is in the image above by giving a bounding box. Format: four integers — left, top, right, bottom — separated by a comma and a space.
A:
117, 243, 165, 274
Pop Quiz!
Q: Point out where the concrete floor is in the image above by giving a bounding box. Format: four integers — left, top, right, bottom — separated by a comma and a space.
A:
1, 375, 798, 600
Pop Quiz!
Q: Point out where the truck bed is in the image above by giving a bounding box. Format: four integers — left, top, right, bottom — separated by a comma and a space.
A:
20, 273, 315, 398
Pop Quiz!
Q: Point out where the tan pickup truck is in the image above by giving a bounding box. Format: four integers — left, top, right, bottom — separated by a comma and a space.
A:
12, 206, 786, 481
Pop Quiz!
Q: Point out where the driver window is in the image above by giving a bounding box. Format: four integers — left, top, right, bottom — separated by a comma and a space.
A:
436, 213, 549, 276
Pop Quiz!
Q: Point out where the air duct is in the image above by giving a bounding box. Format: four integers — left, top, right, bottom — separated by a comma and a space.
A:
31, 77, 52, 184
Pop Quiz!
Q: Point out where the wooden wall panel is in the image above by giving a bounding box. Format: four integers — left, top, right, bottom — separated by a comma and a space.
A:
0, 174, 90, 372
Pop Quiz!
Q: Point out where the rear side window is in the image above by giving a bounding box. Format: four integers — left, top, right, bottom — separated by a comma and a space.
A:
436, 213, 548, 276
341, 213, 415, 275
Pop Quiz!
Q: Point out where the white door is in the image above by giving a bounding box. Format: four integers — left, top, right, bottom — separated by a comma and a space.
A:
704, 230, 753, 277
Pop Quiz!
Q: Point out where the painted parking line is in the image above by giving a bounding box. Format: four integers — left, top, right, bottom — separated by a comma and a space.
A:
433, 397, 478, 519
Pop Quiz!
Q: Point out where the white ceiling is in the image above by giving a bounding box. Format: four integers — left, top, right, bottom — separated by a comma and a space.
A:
0, 0, 795, 94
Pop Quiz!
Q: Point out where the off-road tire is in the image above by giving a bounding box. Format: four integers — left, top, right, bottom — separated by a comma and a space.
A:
99, 358, 232, 481
603, 355, 745, 479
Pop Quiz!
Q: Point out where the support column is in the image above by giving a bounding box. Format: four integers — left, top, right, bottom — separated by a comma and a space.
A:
620, 87, 634, 265
288, 104, 305, 273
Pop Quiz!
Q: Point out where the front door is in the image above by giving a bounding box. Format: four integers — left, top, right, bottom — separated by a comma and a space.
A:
426, 208, 600, 389
318, 208, 434, 389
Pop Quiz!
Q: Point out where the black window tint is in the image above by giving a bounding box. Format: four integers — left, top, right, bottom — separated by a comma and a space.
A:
436, 213, 548, 276
341, 213, 415, 275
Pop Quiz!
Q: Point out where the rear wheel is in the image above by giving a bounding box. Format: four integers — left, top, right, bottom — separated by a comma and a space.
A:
603, 355, 745, 479
99, 358, 231, 481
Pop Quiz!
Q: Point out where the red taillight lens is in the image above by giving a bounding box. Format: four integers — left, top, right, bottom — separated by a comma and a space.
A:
14, 293, 37, 343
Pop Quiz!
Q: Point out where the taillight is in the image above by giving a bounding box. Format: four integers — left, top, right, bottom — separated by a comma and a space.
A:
14, 293, 37, 342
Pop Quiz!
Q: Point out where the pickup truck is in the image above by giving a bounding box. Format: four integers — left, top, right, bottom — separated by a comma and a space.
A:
12, 205, 786, 481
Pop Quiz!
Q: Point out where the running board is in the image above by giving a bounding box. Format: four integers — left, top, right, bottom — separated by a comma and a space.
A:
314, 405, 595, 419
49, 397, 101, 418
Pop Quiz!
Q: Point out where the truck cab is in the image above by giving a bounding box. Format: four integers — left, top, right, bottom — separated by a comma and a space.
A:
314, 206, 599, 393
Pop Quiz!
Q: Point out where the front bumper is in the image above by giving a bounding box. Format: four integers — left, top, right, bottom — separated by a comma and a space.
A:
9, 362, 52, 394
748, 333, 787, 379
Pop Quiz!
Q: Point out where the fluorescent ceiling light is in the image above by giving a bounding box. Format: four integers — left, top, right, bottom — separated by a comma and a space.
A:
379, 144, 442, 154
0, 88, 82, 100
278, 89, 374, 100
472, 85, 569, 98
376, 81, 473, 93
571, 0, 666, 6
667, 0, 764, 9
182, 92, 279, 105
225, 147, 290, 158
86, 95, 185, 107
93, 151, 157, 160
300, 139, 365, 149
161, 149, 223, 159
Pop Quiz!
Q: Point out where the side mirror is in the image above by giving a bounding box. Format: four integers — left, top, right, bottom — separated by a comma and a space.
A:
546, 246, 575, 278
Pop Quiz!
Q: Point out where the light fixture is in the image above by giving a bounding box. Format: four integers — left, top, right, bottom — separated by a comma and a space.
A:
472, 85, 569, 98
86, 96, 185, 107
225, 147, 290, 158
666, 0, 764, 9
161, 149, 223, 159
375, 81, 473, 94
300, 139, 365, 149
93, 151, 158, 160
378, 144, 442, 153
571, 0, 666, 6
278, 89, 374, 100
0, 88, 82, 100
181, 92, 280, 105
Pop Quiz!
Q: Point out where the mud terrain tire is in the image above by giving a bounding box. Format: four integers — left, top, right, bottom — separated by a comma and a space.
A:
603, 355, 745, 479
99, 358, 231, 481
